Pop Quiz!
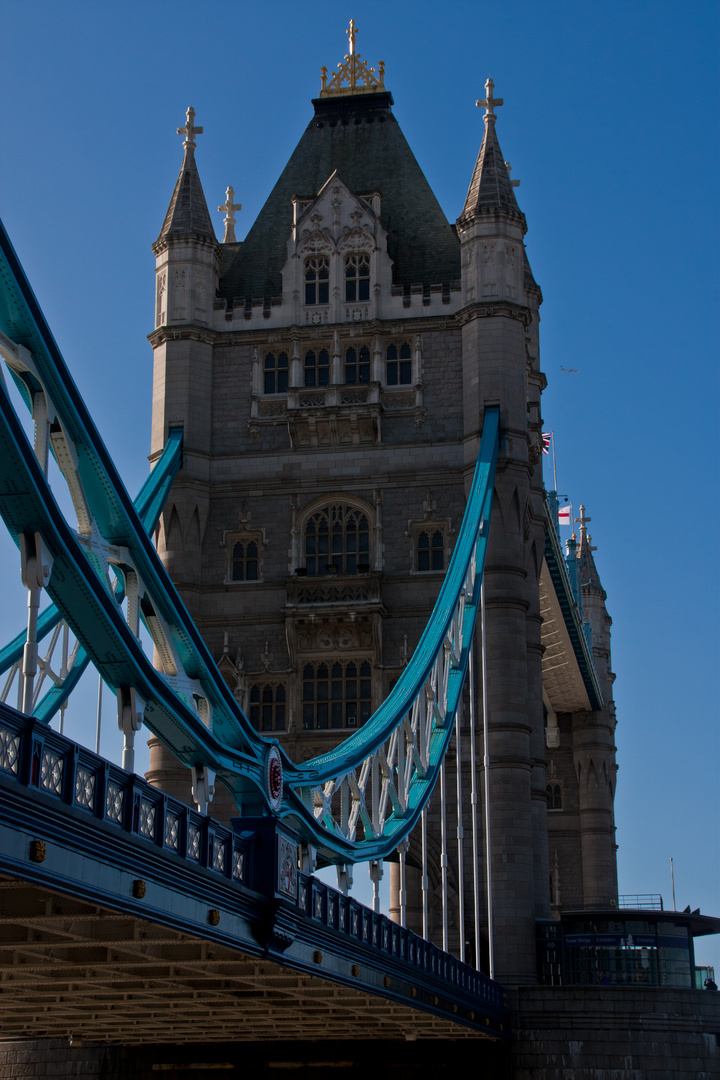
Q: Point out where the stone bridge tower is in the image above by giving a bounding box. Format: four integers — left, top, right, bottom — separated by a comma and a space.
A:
147, 27, 618, 985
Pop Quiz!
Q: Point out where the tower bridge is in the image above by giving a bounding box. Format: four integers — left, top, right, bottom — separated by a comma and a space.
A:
0, 24, 716, 1078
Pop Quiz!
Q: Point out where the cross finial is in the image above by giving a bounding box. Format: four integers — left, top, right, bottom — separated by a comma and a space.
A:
177, 106, 203, 151
575, 504, 591, 536
347, 18, 358, 56
218, 186, 242, 243
476, 77, 504, 124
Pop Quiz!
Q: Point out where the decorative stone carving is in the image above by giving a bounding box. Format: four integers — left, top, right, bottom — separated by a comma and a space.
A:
156, 271, 167, 327
338, 225, 374, 251
298, 228, 333, 254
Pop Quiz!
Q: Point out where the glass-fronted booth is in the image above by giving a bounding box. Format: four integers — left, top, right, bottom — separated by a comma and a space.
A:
537, 910, 720, 988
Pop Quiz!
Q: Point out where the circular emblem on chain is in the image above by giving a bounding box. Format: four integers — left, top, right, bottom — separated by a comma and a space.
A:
266, 745, 283, 810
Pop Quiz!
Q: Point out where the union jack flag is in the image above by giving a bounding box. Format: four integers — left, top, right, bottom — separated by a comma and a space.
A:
542, 432, 552, 455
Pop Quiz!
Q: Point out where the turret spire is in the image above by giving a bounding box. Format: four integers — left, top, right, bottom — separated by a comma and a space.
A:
576, 505, 604, 596
154, 106, 216, 248
459, 77, 524, 226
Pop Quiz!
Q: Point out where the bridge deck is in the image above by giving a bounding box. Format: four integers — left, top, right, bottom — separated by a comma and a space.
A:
0, 703, 506, 1043
0, 877, 498, 1043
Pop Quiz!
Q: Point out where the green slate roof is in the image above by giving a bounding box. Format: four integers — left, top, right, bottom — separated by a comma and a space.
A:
219, 92, 461, 303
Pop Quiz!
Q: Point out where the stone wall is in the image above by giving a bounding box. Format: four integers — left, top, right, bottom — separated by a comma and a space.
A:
510, 985, 720, 1079
0, 1037, 511, 1078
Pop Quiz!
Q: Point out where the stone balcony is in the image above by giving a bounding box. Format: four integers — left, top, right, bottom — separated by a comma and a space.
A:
287, 383, 382, 447
283, 572, 385, 667
285, 571, 383, 609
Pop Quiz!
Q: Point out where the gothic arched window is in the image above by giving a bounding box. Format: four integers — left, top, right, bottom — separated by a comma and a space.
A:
345, 345, 370, 384
249, 683, 286, 732
305, 256, 329, 305
302, 660, 372, 730
345, 253, 370, 302
264, 351, 288, 394
417, 529, 445, 572
231, 540, 258, 581
304, 503, 370, 576
546, 783, 562, 810
304, 347, 330, 387
386, 342, 412, 385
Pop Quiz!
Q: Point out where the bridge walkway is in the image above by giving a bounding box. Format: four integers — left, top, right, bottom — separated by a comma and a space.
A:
0, 701, 506, 1044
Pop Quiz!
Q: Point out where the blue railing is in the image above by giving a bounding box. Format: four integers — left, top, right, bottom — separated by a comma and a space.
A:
298, 872, 503, 1014
0, 700, 249, 887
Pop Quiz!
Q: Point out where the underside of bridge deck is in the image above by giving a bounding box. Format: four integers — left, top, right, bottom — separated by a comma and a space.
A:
0, 877, 500, 1044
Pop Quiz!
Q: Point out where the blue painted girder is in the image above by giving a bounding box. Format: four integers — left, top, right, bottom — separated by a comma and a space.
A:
0, 427, 184, 724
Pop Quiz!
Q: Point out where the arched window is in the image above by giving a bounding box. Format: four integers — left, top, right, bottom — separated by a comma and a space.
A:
249, 683, 286, 732
264, 351, 288, 394
546, 784, 562, 810
345, 254, 370, 302
231, 540, 258, 581
417, 530, 444, 572
302, 660, 372, 730
304, 348, 330, 387
305, 256, 329, 305
304, 503, 370, 576
345, 345, 370, 384
386, 342, 412, 385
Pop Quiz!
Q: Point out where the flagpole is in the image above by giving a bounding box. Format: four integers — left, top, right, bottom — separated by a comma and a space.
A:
552, 430, 558, 493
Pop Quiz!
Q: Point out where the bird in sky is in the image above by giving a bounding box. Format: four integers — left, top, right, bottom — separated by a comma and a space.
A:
560, 366, 579, 373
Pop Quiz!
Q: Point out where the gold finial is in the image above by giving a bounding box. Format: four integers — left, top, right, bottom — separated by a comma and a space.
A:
347, 18, 358, 56
177, 106, 203, 151
320, 21, 386, 97
476, 77, 504, 124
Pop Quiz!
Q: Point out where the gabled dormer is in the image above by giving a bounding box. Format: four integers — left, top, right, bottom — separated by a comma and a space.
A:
282, 171, 393, 326
216, 26, 461, 328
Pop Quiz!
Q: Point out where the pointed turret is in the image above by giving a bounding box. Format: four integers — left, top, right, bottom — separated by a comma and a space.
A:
459, 79, 525, 227
576, 505, 606, 599
456, 78, 536, 318
151, 107, 219, 331
149, 107, 219, 596
456, 78, 550, 978
155, 107, 216, 246
570, 506, 619, 908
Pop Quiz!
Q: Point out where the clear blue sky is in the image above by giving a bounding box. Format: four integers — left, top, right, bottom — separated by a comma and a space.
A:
1, 1, 718, 966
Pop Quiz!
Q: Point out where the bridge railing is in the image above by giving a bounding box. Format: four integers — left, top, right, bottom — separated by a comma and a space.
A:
297, 870, 503, 1014
0, 698, 505, 1027
0, 699, 249, 887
